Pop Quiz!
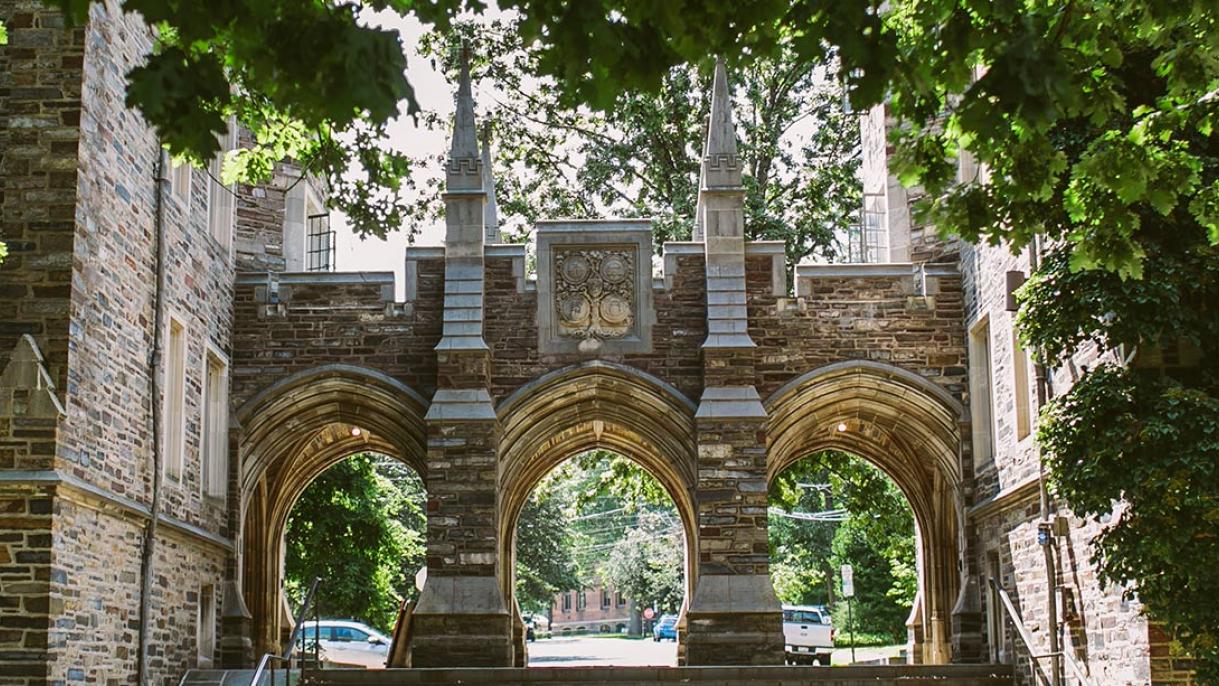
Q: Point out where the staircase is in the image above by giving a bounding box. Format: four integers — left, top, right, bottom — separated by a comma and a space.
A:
294, 664, 1015, 685
179, 669, 303, 686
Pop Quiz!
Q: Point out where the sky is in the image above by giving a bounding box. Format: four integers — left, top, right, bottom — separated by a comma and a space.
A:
330, 8, 848, 291
332, 11, 473, 280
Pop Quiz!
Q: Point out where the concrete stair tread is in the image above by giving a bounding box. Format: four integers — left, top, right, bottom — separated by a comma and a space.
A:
299, 664, 1014, 685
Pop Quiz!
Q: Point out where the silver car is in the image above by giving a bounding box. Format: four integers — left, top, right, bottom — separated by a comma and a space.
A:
299, 619, 392, 669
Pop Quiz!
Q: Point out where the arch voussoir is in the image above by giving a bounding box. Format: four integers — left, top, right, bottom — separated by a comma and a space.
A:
766, 361, 965, 665
235, 365, 428, 656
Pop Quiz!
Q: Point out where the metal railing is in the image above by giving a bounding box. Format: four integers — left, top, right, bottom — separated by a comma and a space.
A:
285, 577, 323, 666
250, 576, 324, 686
989, 577, 1094, 686
250, 652, 295, 686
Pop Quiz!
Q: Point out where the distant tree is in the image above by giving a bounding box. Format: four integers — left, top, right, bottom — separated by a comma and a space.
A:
409, 23, 859, 271
599, 514, 685, 615
284, 454, 425, 632
514, 491, 580, 614
769, 451, 916, 639
516, 451, 686, 615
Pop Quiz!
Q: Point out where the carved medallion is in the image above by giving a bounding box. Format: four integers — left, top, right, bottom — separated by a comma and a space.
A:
554, 247, 636, 341
536, 220, 653, 355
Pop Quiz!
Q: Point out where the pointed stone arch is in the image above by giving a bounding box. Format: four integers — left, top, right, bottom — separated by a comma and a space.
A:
494, 361, 700, 664
235, 364, 429, 654
765, 360, 966, 664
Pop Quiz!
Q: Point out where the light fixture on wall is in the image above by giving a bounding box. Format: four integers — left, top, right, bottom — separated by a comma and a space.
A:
837, 421, 848, 433
350, 426, 363, 437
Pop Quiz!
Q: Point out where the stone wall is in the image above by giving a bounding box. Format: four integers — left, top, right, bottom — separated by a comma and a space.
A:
483, 253, 708, 403
228, 269, 442, 408
0, 0, 85, 395
764, 262, 968, 402
960, 238, 1168, 684
45, 491, 229, 684
2, 2, 236, 684
0, 485, 53, 685
233, 254, 969, 422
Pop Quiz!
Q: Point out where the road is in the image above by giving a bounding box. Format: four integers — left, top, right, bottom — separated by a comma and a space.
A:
525, 636, 905, 667
526, 636, 677, 666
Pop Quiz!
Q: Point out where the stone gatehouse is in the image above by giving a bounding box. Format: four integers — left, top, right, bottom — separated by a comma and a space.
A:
0, 2, 1188, 685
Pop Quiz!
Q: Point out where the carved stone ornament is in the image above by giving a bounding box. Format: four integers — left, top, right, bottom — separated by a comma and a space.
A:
554, 248, 636, 341
536, 220, 654, 355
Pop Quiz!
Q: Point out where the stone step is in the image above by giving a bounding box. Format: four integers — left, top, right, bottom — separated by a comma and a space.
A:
179, 669, 304, 686
299, 664, 1015, 685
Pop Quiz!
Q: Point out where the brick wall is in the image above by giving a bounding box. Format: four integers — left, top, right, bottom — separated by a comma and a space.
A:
550, 586, 631, 631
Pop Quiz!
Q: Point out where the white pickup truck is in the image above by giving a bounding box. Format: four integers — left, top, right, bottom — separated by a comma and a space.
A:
782, 605, 834, 665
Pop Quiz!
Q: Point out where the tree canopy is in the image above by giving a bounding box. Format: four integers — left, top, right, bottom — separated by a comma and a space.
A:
769, 451, 917, 642
284, 454, 425, 632
49, 1, 1217, 274
403, 21, 859, 268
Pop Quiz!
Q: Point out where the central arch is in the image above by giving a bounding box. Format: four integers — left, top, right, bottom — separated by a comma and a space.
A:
235, 365, 429, 655
765, 361, 966, 665
495, 361, 700, 665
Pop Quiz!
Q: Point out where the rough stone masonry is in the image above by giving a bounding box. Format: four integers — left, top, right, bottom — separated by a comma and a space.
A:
0, 3, 1190, 685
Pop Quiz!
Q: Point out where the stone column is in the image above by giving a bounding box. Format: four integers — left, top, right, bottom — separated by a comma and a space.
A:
220, 426, 254, 668
685, 400, 785, 665
684, 58, 783, 666
409, 47, 512, 668
412, 399, 510, 667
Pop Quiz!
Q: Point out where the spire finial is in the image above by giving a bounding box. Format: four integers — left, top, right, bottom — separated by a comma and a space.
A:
449, 41, 479, 163
702, 56, 741, 188
481, 120, 500, 243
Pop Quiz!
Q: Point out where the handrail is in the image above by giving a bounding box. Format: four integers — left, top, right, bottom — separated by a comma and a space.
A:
250, 652, 294, 686
283, 577, 322, 661
989, 577, 1093, 686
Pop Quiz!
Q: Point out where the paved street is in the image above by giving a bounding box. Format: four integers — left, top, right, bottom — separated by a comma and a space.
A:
525, 636, 905, 667
526, 636, 677, 666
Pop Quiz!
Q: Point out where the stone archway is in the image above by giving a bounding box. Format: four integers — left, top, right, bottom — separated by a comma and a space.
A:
765, 361, 966, 665
234, 365, 428, 655
495, 361, 700, 665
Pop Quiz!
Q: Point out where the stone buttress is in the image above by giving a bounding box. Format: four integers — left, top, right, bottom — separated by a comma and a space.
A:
683, 58, 785, 666
410, 49, 514, 667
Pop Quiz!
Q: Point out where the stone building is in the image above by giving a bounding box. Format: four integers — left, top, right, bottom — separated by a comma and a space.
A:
0, 3, 1192, 685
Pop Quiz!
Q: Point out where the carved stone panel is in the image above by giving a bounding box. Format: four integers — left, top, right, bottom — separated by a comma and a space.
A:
537, 220, 653, 354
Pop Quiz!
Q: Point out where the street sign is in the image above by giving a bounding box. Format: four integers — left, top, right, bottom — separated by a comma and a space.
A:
643, 608, 655, 620
841, 564, 855, 598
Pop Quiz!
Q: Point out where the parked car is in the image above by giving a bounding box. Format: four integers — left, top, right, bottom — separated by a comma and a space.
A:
299, 619, 392, 669
782, 605, 833, 665
652, 614, 678, 641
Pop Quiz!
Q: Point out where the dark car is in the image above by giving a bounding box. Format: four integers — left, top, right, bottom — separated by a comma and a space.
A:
652, 614, 678, 641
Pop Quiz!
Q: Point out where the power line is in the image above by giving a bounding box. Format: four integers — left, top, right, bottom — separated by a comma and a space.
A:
768, 506, 850, 522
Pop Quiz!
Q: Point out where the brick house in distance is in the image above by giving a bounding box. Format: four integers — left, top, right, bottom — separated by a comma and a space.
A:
548, 586, 634, 636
